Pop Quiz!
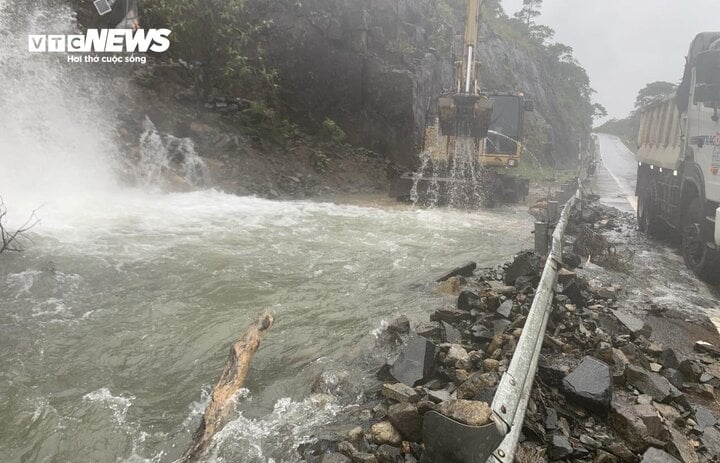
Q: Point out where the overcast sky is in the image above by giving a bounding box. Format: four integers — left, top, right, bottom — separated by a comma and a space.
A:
502, 0, 720, 121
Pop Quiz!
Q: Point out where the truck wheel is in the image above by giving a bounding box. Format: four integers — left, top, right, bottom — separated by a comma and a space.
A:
682, 197, 720, 284
637, 181, 659, 235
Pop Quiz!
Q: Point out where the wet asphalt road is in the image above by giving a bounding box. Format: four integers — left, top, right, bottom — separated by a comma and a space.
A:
594, 133, 638, 213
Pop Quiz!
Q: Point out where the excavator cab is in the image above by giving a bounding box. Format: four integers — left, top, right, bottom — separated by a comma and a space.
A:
438, 93, 494, 139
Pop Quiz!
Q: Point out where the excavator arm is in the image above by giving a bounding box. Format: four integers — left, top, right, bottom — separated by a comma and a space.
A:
437, 0, 493, 139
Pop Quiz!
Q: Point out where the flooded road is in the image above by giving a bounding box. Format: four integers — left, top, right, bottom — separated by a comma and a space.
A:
0, 192, 534, 463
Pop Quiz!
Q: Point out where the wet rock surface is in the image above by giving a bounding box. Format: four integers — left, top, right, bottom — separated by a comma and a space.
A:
563, 356, 613, 412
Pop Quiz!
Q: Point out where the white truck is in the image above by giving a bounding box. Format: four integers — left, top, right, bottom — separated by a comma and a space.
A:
636, 32, 720, 283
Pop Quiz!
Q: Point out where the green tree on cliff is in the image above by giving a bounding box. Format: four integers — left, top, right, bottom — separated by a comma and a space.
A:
515, 0, 543, 26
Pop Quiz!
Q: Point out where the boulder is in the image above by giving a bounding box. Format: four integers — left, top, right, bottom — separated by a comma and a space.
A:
436, 399, 492, 426
369, 421, 402, 446
659, 348, 680, 369
381, 383, 419, 403
455, 372, 496, 400
678, 359, 702, 383
620, 343, 652, 370
667, 425, 699, 463
653, 403, 683, 426
444, 344, 469, 366
457, 290, 482, 311
321, 453, 352, 463
431, 307, 472, 324
351, 453, 377, 463
471, 325, 494, 342
605, 442, 635, 462
548, 434, 573, 461
609, 405, 650, 453
562, 356, 613, 413
426, 388, 451, 403
347, 426, 364, 442
374, 444, 401, 463
701, 426, 720, 458
389, 336, 437, 387
640, 448, 681, 463
387, 403, 422, 442
483, 358, 500, 371
595, 450, 619, 463
693, 405, 717, 430
544, 408, 558, 431
562, 251, 582, 269
579, 434, 600, 449
661, 368, 684, 389
694, 340, 720, 357
634, 404, 669, 441
504, 251, 541, 285
496, 299, 513, 319
487, 281, 516, 294
626, 365, 681, 403
557, 267, 576, 285
439, 321, 461, 344
437, 262, 476, 282
492, 319, 511, 335
612, 311, 652, 339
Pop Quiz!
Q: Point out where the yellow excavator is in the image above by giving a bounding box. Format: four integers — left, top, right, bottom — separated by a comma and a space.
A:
390, 0, 532, 206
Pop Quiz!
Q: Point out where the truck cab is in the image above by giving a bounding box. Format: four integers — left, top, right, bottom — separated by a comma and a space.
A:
636, 32, 720, 283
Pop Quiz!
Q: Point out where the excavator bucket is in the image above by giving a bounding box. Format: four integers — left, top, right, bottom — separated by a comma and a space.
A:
437, 94, 493, 139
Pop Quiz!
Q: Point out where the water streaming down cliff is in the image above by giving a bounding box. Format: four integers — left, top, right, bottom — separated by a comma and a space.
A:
409, 131, 492, 209
0, 4, 535, 462
137, 117, 210, 189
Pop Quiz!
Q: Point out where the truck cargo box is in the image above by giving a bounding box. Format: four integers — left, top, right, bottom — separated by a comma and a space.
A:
637, 95, 684, 171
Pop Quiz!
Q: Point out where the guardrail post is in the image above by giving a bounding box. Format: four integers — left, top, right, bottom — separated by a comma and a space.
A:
534, 221, 548, 255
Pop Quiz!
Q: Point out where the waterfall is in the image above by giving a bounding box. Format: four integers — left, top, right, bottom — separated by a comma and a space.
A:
137, 117, 210, 190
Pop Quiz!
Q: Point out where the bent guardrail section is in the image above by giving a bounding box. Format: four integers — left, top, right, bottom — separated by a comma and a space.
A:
487, 185, 582, 462
423, 183, 582, 463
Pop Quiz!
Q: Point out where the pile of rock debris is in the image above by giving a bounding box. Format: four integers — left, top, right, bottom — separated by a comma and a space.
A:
302, 199, 720, 463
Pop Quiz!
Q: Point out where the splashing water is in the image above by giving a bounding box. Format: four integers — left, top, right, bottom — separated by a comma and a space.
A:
0, 4, 122, 218
409, 154, 430, 205
137, 117, 210, 189
409, 129, 491, 209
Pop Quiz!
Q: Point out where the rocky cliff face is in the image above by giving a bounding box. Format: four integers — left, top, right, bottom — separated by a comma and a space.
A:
265, 0, 454, 169
264, 0, 587, 170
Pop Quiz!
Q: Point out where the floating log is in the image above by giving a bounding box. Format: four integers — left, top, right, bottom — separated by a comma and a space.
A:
181, 312, 274, 462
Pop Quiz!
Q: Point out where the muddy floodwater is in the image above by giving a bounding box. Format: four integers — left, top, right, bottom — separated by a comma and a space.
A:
0, 192, 533, 462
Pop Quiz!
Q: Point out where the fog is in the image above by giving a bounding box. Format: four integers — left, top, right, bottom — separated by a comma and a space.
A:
502, 0, 720, 121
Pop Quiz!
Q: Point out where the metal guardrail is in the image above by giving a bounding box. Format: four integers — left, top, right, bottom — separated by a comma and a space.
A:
488, 184, 581, 462
423, 182, 583, 463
